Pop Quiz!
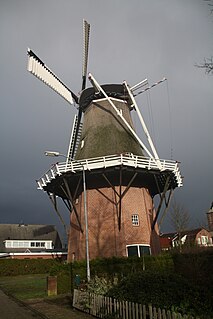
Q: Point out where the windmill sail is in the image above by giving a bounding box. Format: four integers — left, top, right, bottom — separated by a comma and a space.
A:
27, 49, 78, 105
82, 19, 90, 90
66, 114, 83, 162
71, 20, 90, 159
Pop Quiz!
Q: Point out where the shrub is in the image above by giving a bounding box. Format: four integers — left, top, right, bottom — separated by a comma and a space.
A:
106, 271, 213, 318
49, 262, 71, 294
0, 259, 58, 276
172, 250, 213, 292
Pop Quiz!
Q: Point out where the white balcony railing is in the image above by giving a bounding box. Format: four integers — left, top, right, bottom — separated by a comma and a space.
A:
36, 153, 183, 190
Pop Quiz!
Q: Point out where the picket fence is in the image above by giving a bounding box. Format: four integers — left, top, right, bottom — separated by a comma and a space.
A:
73, 289, 199, 319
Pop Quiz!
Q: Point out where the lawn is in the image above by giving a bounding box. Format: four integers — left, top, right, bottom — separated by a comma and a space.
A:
0, 274, 47, 300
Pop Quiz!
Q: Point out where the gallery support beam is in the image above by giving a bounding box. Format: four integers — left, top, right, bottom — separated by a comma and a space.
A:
151, 175, 172, 230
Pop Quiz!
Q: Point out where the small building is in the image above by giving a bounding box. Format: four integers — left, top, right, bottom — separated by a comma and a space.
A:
0, 223, 67, 259
160, 228, 213, 251
159, 232, 177, 251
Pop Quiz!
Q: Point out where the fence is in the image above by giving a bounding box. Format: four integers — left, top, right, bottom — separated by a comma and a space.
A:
37, 153, 183, 190
73, 289, 199, 319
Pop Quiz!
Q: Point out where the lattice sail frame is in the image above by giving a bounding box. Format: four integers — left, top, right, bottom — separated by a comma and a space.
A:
27, 48, 77, 105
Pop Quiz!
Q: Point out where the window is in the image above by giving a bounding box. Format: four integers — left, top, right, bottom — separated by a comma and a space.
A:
4, 240, 52, 249
132, 214, 139, 226
201, 236, 208, 245
4, 241, 12, 248
118, 108, 123, 116
127, 246, 138, 257
139, 245, 151, 256
46, 242, 52, 249
127, 245, 151, 257
31, 241, 52, 249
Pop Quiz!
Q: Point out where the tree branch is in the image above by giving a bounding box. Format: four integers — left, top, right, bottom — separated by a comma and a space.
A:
195, 57, 213, 75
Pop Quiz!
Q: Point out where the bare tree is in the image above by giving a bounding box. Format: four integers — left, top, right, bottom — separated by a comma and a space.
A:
205, 0, 213, 13
196, 0, 213, 74
196, 57, 213, 75
170, 200, 190, 250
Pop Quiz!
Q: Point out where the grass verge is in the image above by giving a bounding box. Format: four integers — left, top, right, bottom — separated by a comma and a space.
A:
0, 274, 47, 300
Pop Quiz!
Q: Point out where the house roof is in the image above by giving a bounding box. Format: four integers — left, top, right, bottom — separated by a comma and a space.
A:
0, 224, 62, 252
160, 228, 206, 238
183, 228, 202, 239
160, 232, 177, 239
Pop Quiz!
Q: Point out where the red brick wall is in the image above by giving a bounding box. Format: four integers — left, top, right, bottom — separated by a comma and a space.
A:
68, 186, 160, 261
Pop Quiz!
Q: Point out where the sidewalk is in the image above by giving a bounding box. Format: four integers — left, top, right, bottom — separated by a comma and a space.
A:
26, 295, 92, 319
0, 289, 41, 319
0, 289, 92, 319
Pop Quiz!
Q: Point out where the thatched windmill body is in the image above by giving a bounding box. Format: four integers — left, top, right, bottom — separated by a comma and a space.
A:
27, 20, 183, 261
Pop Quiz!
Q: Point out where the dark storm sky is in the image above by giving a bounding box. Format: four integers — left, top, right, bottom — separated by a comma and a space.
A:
0, 0, 212, 238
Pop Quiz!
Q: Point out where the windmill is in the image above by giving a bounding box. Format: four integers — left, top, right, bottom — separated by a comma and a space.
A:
27, 20, 183, 262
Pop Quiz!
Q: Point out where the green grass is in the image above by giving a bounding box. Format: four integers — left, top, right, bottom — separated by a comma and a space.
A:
0, 274, 47, 300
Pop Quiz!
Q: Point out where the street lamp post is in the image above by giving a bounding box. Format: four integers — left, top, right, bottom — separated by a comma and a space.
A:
44, 151, 91, 282
82, 164, 90, 282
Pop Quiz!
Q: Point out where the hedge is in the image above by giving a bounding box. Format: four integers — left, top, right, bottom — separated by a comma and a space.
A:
106, 271, 213, 319
0, 259, 59, 276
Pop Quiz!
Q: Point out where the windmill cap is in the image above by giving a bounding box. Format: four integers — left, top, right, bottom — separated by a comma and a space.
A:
79, 84, 130, 110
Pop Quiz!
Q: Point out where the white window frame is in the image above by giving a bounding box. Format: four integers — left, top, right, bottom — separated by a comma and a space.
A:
118, 108, 123, 116
4, 240, 53, 249
201, 236, 208, 245
126, 244, 151, 257
132, 214, 139, 226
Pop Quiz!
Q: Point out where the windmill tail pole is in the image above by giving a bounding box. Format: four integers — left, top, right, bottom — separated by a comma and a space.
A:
123, 81, 161, 169
88, 73, 157, 163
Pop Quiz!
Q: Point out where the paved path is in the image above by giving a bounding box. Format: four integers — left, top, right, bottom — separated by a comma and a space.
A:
0, 289, 92, 319
0, 289, 42, 318
27, 298, 92, 319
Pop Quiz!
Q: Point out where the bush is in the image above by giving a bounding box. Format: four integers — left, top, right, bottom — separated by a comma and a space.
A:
89, 255, 173, 279
106, 271, 213, 318
49, 262, 71, 294
172, 250, 213, 292
2, 251, 212, 318
0, 259, 58, 276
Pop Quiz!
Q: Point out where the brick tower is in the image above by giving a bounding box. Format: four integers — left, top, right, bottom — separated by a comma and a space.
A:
68, 85, 160, 260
